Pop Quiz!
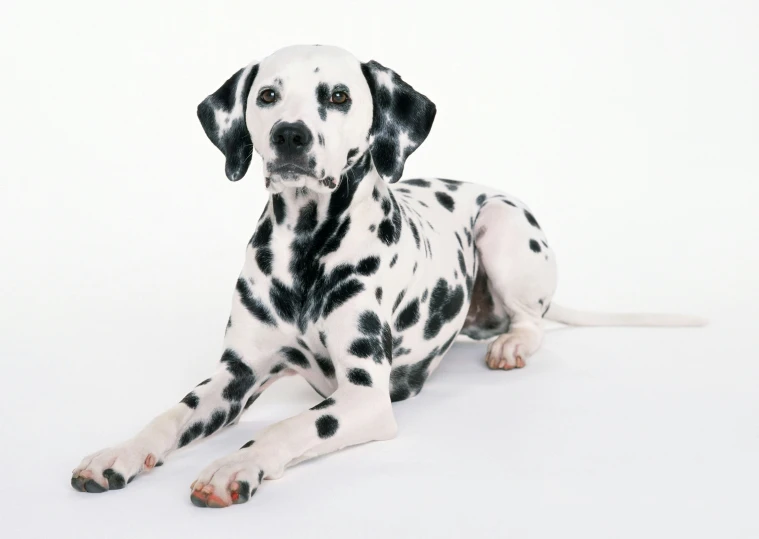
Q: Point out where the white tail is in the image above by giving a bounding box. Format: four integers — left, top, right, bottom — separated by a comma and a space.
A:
544, 303, 707, 328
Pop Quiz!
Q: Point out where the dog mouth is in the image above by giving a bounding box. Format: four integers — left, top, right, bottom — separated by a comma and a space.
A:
268, 162, 316, 180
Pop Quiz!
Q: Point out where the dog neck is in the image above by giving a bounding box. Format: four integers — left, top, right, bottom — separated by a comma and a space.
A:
265, 151, 386, 230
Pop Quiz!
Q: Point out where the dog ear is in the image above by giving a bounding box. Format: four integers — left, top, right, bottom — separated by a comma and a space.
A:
361, 60, 436, 183
197, 62, 259, 182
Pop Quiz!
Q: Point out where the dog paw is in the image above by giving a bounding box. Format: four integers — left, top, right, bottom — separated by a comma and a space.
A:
189, 448, 265, 508
485, 330, 539, 370
71, 443, 160, 493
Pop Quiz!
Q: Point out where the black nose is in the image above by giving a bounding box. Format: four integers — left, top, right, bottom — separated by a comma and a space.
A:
270, 121, 313, 156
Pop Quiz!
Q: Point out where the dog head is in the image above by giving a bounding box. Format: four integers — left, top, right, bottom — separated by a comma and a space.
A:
197, 45, 436, 193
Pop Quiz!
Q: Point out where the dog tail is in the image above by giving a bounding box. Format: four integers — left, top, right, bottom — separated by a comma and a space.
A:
543, 303, 707, 327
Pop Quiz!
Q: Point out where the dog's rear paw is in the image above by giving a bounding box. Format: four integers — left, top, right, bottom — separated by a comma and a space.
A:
189, 448, 265, 508
485, 329, 540, 370
71, 443, 160, 493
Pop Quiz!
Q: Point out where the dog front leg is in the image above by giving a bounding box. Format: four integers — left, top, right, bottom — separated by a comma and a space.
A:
189, 302, 397, 508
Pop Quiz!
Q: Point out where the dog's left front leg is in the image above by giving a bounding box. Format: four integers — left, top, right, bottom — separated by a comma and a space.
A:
189, 304, 398, 508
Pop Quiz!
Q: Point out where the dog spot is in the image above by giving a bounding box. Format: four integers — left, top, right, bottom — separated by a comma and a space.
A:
408, 220, 420, 248
389, 253, 398, 267
221, 349, 257, 401
529, 239, 542, 253
382, 322, 393, 362
369, 224, 376, 232
393, 289, 407, 313
421, 289, 428, 302
439, 178, 460, 191
395, 298, 420, 332
317, 132, 325, 146
323, 279, 364, 317
270, 363, 287, 374
197, 378, 211, 387
244, 393, 259, 410
502, 199, 516, 207
372, 187, 380, 201
381, 198, 391, 215
311, 397, 336, 411
424, 279, 465, 339
375, 287, 383, 303
181, 392, 199, 409
281, 347, 310, 369
241, 440, 255, 449
272, 194, 286, 224
319, 331, 328, 347
270, 278, 299, 323
476, 193, 487, 205
314, 67, 320, 73
204, 409, 227, 437
347, 368, 373, 387
295, 201, 319, 233
435, 191, 455, 212
357, 256, 380, 275
524, 209, 541, 229
315, 354, 336, 378
457, 250, 467, 278
359, 311, 382, 335
236, 278, 277, 326
542, 240, 549, 248
403, 179, 430, 188
316, 415, 339, 439
225, 402, 242, 425
178, 421, 204, 448
347, 147, 359, 162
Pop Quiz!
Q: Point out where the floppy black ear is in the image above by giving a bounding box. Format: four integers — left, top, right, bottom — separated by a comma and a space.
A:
361, 60, 436, 183
197, 62, 259, 181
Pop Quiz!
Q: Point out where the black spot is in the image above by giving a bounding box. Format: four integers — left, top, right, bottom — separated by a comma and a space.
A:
359, 311, 382, 335
529, 239, 542, 253
178, 421, 204, 448
502, 199, 517, 207
409, 220, 420, 248
381, 198, 391, 215
389, 253, 398, 267
244, 393, 259, 409
258, 470, 264, 483
295, 201, 318, 233
102, 469, 126, 490
251, 218, 274, 274
357, 256, 380, 275
269, 278, 298, 322
476, 193, 487, 205
393, 289, 406, 313
372, 187, 380, 200
395, 298, 420, 332
524, 209, 541, 229
382, 322, 393, 363
270, 363, 287, 374
315, 415, 339, 439
282, 347, 310, 369
376, 287, 383, 303
421, 289, 428, 302
435, 191, 455, 212
424, 279, 465, 339
369, 224, 376, 232
197, 378, 211, 386
236, 278, 276, 326
403, 179, 430, 187
220, 349, 257, 401
204, 409, 227, 437
542, 240, 549, 248
319, 331, 328, 347
225, 402, 242, 425
314, 354, 336, 378
347, 368, 373, 387
458, 250, 467, 278
272, 194, 286, 224
349, 338, 374, 358
311, 397, 336, 411
347, 147, 359, 162
317, 132, 324, 146
181, 392, 199, 409
323, 279, 364, 317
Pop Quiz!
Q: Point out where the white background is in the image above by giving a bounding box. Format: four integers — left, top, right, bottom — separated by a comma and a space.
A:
1, 1, 758, 537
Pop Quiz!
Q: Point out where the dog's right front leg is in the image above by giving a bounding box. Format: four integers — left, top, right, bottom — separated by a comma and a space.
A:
71, 276, 288, 494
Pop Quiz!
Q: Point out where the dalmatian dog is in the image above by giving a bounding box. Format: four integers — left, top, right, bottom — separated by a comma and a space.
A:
71, 45, 703, 507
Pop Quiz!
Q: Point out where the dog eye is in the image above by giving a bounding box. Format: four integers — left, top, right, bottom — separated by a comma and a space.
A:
331, 91, 349, 104
259, 89, 277, 104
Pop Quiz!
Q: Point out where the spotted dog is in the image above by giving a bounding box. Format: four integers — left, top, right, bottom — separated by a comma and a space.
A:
71, 45, 704, 507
